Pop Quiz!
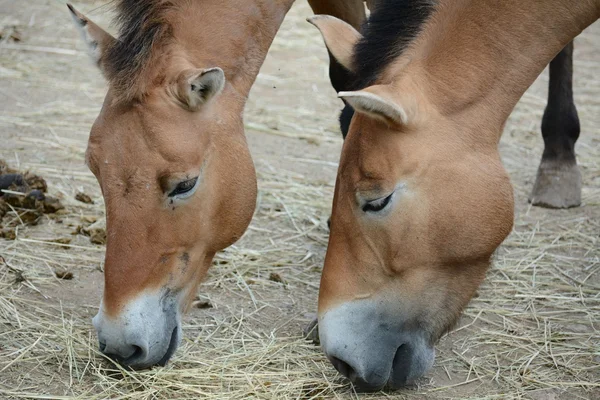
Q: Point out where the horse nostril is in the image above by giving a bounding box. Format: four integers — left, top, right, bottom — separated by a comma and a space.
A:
131, 345, 144, 360
99, 341, 147, 365
121, 344, 146, 365
390, 343, 412, 386
330, 356, 381, 391
329, 356, 356, 381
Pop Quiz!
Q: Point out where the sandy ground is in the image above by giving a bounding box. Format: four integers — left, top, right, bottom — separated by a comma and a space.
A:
0, 1, 598, 399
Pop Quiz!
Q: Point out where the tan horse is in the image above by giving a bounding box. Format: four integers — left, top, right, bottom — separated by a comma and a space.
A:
66, 0, 372, 370
310, 0, 599, 390
67, 0, 296, 368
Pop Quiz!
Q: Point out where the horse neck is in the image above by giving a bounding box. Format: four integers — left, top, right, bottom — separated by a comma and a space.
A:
167, 0, 294, 97
404, 0, 599, 142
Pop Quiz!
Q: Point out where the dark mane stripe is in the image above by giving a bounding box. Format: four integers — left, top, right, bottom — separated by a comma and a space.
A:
339, 0, 435, 136
353, 0, 435, 88
105, 0, 174, 97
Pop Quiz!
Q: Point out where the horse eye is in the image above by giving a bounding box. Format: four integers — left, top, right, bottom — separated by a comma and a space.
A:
363, 193, 394, 213
169, 177, 198, 197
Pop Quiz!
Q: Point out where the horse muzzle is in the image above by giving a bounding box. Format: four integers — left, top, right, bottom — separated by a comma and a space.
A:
92, 289, 182, 369
319, 297, 435, 391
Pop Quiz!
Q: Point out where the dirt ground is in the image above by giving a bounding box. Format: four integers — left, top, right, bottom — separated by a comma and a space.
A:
0, 1, 598, 399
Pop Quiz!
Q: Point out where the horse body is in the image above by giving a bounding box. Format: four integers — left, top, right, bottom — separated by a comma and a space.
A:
311, 0, 599, 390
69, 0, 293, 368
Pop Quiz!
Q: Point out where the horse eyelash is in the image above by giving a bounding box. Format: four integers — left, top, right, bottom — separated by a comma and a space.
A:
362, 193, 393, 213
168, 177, 198, 197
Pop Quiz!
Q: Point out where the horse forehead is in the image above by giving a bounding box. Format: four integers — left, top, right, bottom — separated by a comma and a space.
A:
90, 102, 203, 165
342, 121, 399, 183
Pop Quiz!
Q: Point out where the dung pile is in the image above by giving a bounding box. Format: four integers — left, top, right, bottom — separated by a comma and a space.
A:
75, 216, 107, 245
0, 160, 64, 237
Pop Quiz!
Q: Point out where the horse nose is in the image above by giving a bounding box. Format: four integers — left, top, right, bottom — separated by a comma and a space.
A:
325, 340, 432, 390
326, 347, 404, 391
98, 335, 149, 366
92, 292, 182, 369
318, 299, 436, 390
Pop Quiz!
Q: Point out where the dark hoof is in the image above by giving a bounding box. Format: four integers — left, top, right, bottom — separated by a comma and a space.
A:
303, 318, 320, 345
529, 159, 581, 208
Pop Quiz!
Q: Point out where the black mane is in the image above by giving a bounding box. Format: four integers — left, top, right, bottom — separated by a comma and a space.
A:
105, 0, 174, 97
339, 0, 435, 136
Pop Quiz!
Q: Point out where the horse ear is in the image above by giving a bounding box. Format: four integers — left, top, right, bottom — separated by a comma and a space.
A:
67, 4, 116, 76
338, 85, 412, 125
307, 15, 362, 72
173, 68, 225, 111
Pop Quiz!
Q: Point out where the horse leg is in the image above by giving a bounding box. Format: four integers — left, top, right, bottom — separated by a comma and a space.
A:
307, 0, 366, 92
529, 41, 582, 208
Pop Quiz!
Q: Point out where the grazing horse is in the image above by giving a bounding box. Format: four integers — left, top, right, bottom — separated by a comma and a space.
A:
67, 0, 296, 368
310, 0, 599, 390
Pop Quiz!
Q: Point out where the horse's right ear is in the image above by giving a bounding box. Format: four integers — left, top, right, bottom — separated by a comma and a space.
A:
307, 15, 362, 72
67, 4, 116, 77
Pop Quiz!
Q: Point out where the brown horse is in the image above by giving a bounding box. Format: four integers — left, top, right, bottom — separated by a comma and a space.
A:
310, 0, 599, 390
67, 0, 297, 368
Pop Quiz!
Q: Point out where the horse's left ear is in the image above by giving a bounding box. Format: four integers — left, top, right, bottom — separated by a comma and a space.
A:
307, 15, 362, 72
338, 85, 413, 125
67, 4, 116, 77
173, 68, 225, 111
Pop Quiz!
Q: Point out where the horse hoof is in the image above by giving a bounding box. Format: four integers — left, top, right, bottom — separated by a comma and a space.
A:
303, 317, 320, 345
529, 159, 582, 208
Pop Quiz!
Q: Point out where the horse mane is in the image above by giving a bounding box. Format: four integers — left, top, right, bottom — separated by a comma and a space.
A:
105, 0, 175, 100
353, 0, 435, 88
339, 0, 436, 136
